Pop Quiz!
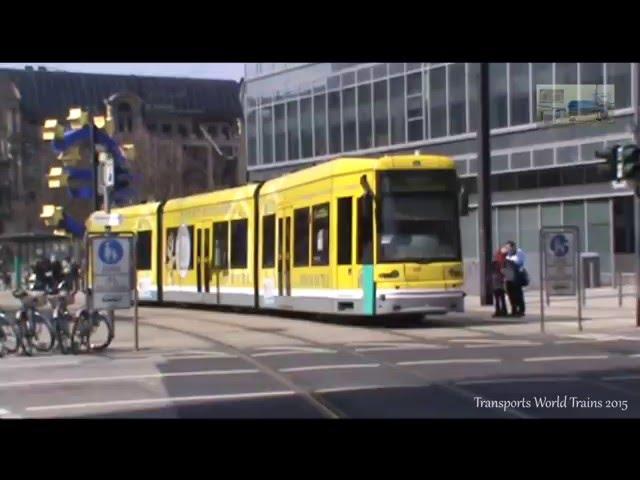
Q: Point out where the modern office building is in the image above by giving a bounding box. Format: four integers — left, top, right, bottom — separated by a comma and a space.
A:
240, 63, 636, 292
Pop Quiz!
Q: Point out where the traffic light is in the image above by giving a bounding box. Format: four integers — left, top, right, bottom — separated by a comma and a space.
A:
596, 143, 640, 182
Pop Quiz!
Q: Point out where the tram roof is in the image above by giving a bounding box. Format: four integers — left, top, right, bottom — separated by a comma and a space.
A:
260, 155, 455, 195
163, 184, 259, 213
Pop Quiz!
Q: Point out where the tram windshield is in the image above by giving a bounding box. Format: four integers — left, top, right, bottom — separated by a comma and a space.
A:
377, 170, 461, 264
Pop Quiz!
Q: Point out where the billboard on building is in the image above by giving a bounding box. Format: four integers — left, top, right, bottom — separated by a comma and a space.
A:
536, 84, 615, 125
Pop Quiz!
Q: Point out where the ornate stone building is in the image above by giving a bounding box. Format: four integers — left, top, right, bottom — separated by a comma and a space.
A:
0, 66, 244, 235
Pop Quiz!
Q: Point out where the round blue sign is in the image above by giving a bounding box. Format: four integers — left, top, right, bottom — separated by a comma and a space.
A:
550, 234, 570, 257
98, 239, 124, 265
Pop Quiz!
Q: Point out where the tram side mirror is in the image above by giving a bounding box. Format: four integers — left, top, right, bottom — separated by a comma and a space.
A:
459, 184, 469, 216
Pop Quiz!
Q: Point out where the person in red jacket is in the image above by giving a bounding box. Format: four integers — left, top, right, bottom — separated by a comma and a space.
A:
491, 247, 508, 317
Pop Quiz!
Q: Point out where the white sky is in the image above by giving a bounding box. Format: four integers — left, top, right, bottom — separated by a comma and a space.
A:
0, 63, 244, 81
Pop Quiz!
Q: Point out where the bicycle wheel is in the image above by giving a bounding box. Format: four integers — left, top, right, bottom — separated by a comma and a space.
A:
88, 312, 113, 352
17, 314, 34, 357
0, 315, 19, 355
71, 311, 91, 354
31, 310, 55, 353
56, 312, 73, 355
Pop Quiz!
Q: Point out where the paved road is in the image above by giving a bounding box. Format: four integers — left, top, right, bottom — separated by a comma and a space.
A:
2, 306, 640, 419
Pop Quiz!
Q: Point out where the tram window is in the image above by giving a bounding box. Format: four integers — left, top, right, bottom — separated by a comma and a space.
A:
337, 197, 352, 265
213, 222, 228, 269
312, 203, 330, 266
136, 231, 152, 270
230, 219, 248, 269
294, 207, 310, 267
357, 196, 374, 264
262, 214, 276, 268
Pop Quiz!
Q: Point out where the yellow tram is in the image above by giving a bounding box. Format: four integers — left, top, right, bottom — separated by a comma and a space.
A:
88, 154, 467, 318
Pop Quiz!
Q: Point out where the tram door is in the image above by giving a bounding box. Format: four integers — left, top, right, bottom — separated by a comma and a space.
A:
277, 209, 292, 297
195, 224, 212, 294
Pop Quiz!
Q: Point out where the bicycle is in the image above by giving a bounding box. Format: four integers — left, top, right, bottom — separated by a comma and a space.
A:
47, 281, 76, 355
12, 289, 55, 356
71, 288, 113, 354
0, 309, 19, 357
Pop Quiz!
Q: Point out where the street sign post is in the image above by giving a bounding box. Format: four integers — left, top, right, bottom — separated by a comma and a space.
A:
539, 226, 582, 332
88, 232, 140, 350
91, 235, 132, 309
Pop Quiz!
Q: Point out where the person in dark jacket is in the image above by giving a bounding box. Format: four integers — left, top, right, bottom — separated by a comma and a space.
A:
491, 260, 507, 317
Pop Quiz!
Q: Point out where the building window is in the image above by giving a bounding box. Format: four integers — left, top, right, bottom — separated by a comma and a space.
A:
564, 201, 586, 250
230, 219, 248, 269
274, 104, 286, 162
261, 106, 273, 164
357, 84, 373, 149
313, 94, 327, 156
497, 207, 517, 247
557, 145, 579, 165
311, 203, 330, 266
467, 63, 479, 132
300, 98, 313, 159
518, 205, 539, 253
614, 197, 634, 254
429, 66, 446, 138
117, 102, 133, 133
490, 63, 508, 129
147, 124, 157, 133
532, 63, 553, 122
286, 101, 300, 160
373, 79, 389, 146
213, 221, 228, 269
533, 148, 554, 167
460, 208, 477, 259
294, 207, 310, 267
177, 124, 188, 137
342, 87, 356, 152
247, 110, 257, 166
607, 63, 631, 109
448, 63, 466, 135
337, 197, 352, 265
509, 63, 530, 126
328, 91, 341, 154
555, 63, 578, 85
390, 76, 406, 144
161, 124, 172, 135
262, 214, 276, 268
222, 125, 230, 140
586, 199, 612, 273
511, 151, 531, 169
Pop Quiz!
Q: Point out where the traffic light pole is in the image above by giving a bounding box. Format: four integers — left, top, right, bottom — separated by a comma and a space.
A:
88, 109, 100, 212
477, 63, 493, 306
634, 63, 640, 327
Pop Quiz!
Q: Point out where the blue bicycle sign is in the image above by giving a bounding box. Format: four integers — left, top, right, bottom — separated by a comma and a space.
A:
549, 234, 570, 257
98, 239, 124, 265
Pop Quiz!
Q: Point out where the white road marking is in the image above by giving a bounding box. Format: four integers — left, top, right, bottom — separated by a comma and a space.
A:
0, 369, 260, 389
602, 374, 640, 381
315, 385, 392, 393
628, 354, 640, 358
0, 408, 11, 415
464, 342, 542, 349
252, 350, 337, 358
279, 363, 380, 373
26, 390, 296, 413
456, 376, 581, 386
355, 344, 447, 352
0, 360, 80, 370
257, 346, 334, 353
162, 353, 238, 360
523, 355, 609, 362
397, 358, 502, 366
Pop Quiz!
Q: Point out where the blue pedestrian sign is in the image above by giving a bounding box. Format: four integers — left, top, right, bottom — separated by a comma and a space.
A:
92, 236, 132, 310
98, 239, 124, 265
550, 234, 570, 257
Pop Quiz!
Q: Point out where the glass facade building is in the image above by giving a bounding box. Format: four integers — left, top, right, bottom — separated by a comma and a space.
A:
242, 63, 636, 292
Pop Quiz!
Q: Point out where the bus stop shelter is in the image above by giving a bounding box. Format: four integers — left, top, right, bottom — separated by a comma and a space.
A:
0, 233, 81, 289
